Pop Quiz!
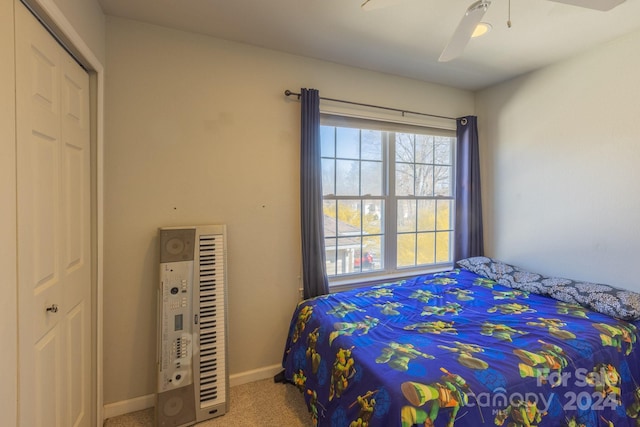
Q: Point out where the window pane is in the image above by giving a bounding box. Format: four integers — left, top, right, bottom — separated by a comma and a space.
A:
434, 166, 451, 196
415, 135, 434, 164
417, 200, 436, 232
363, 201, 383, 235
397, 200, 416, 233
436, 200, 452, 231
361, 161, 382, 196
321, 158, 335, 196
396, 133, 414, 163
336, 237, 359, 274
323, 200, 337, 237
397, 233, 416, 268
336, 127, 360, 159
435, 231, 451, 263
362, 130, 382, 161
336, 159, 359, 195
415, 164, 434, 197
337, 200, 362, 234
435, 138, 452, 165
320, 126, 335, 157
396, 163, 414, 196
363, 235, 382, 271
417, 233, 436, 265
324, 237, 337, 275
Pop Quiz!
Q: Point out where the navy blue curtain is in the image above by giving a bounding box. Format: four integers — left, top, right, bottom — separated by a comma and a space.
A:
454, 115, 484, 261
300, 88, 329, 299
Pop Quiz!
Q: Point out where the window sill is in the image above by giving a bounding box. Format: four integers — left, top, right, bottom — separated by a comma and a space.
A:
328, 264, 454, 293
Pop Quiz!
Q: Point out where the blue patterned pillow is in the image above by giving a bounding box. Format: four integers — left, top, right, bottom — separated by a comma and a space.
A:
456, 256, 640, 321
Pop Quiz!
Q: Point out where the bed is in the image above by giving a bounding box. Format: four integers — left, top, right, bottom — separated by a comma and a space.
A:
280, 257, 640, 427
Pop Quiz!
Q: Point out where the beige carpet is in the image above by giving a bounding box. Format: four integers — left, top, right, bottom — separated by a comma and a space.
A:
103, 378, 312, 426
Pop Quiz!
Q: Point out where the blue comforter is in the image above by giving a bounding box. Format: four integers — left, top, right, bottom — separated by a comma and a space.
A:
281, 269, 640, 426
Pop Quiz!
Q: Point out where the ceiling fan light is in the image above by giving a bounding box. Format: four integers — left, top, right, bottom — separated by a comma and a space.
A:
472, 22, 492, 38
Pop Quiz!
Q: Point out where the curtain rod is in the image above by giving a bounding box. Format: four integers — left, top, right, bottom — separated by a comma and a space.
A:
284, 90, 457, 122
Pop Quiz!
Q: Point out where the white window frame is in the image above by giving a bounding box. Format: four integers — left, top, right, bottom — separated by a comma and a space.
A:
320, 112, 457, 290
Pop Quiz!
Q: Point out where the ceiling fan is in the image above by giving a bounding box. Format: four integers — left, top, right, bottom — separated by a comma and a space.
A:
360, 0, 626, 62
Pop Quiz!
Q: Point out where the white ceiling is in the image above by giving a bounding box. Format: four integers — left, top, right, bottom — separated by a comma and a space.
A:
97, 0, 640, 91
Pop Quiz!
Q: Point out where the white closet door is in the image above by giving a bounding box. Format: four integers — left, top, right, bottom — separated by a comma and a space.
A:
15, 2, 92, 426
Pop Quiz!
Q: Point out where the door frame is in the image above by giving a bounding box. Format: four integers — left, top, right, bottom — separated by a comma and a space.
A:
19, 0, 105, 425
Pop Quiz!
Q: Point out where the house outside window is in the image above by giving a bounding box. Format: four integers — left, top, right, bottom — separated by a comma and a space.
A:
320, 114, 456, 285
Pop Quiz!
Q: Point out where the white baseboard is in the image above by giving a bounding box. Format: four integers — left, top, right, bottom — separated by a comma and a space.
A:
229, 363, 282, 387
103, 393, 155, 420
102, 364, 284, 420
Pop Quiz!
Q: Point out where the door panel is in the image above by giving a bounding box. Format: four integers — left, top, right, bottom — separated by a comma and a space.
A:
66, 301, 87, 427
20, 28, 62, 352
16, 2, 91, 426
34, 326, 62, 427
64, 143, 84, 270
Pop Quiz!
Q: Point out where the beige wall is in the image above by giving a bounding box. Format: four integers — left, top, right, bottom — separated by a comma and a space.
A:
0, 1, 17, 425
103, 16, 474, 405
476, 29, 640, 290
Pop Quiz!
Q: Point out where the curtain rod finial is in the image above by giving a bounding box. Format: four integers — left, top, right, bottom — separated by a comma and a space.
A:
284, 89, 301, 99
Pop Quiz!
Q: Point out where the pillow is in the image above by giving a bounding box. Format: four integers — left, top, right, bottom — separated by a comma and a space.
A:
455, 256, 515, 280
456, 256, 640, 321
549, 281, 640, 322
456, 256, 553, 295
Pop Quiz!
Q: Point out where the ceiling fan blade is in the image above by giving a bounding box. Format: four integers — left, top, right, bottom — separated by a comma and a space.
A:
361, 0, 406, 11
438, 0, 490, 62
547, 0, 625, 11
